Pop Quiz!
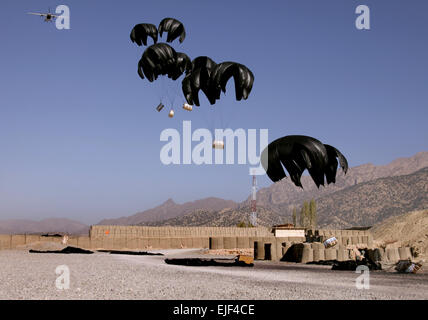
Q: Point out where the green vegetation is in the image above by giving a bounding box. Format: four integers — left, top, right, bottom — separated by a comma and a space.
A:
237, 221, 254, 228
293, 199, 317, 229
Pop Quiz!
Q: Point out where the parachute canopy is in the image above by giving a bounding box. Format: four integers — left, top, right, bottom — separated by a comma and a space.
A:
130, 23, 158, 46
261, 135, 348, 188
181, 58, 254, 106
138, 43, 178, 82
171, 52, 192, 80
209, 62, 254, 102
158, 18, 186, 44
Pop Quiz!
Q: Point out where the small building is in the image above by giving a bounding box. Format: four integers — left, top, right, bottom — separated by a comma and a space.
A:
271, 225, 305, 238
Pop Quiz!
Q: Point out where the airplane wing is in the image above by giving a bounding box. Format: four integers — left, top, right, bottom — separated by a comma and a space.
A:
27, 12, 48, 17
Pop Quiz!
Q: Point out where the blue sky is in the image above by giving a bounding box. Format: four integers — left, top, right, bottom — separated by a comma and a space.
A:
0, 0, 427, 224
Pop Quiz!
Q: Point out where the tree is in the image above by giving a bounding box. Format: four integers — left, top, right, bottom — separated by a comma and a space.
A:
237, 221, 246, 228
309, 199, 317, 229
292, 207, 297, 227
300, 201, 310, 228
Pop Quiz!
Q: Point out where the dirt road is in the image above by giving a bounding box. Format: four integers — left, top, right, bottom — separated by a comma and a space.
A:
1, 249, 426, 300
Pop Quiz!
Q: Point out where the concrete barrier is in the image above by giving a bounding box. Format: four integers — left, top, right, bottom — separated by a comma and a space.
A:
210, 237, 224, 250
25, 235, 41, 244
170, 238, 182, 249
367, 235, 374, 247
386, 248, 400, 262
181, 237, 192, 248
148, 238, 160, 249
90, 226, 273, 239
313, 249, 325, 262
337, 249, 348, 261
67, 236, 78, 246
311, 242, 324, 250
136, 238, 148, 249
301, 244, 313, 264
201, 238, 210, 249
223, 237, 237, 249
398, 247, 412, 260
275, 241, 284, 261
325, 248, 337, 260
112, 238, 126, 249
0, 235, 11, 250
192, 237, 203, 248
11, 235, 26, 248
77, 237, 91, 249
159, 238, 171, 249
237, 237, 250, 249
89, 238, 102, 249
102, 237, 114, 250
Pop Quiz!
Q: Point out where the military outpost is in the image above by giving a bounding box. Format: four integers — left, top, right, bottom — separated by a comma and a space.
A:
0, 224, 414, 265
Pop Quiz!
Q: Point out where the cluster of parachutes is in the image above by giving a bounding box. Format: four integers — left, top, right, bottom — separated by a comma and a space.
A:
130, 18, 254, 113
130, 18, 348, 190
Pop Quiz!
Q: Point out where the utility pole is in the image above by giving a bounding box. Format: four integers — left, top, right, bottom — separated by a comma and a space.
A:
250, 174, 257, 226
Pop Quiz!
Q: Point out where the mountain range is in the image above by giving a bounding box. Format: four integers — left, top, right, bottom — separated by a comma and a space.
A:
99, 197, 238, 225
0, 218, 89, 235
137, 151, 428, 228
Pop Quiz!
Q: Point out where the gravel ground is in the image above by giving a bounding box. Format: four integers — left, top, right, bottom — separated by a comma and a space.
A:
0, 249, 427, 300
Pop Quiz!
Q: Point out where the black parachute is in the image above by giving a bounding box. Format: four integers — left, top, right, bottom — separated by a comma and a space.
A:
138, 43, 178, 82
158, 18, 186, 44
191, 56, 217, 71
182, 68, 212, 106
261, 135, 348, 188
181, 57, 254, 106
181, 56, 217, 106
170, 52, 192, 80
209, 62, 254, 103
130, 23, 158, 46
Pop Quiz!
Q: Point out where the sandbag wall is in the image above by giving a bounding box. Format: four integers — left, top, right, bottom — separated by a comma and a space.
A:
90, 226, 272, 238
0, 234, 92, 250
252, 238, 413, 264
87, 226, 273, 250
308, 229, 374, 247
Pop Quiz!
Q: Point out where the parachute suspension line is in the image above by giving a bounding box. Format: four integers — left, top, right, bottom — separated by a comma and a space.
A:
156, 76, 166, 106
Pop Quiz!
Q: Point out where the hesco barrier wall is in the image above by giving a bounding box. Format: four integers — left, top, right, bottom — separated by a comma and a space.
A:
90, 226, 273, 238
0, 227, 374, 251
251, 237, 412, 263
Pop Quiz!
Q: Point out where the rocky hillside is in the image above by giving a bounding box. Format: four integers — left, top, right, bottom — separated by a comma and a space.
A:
315, 167, 428, 228
140, 206, 284, 227
241, 151, 428, 213
371, 209, 428, 259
